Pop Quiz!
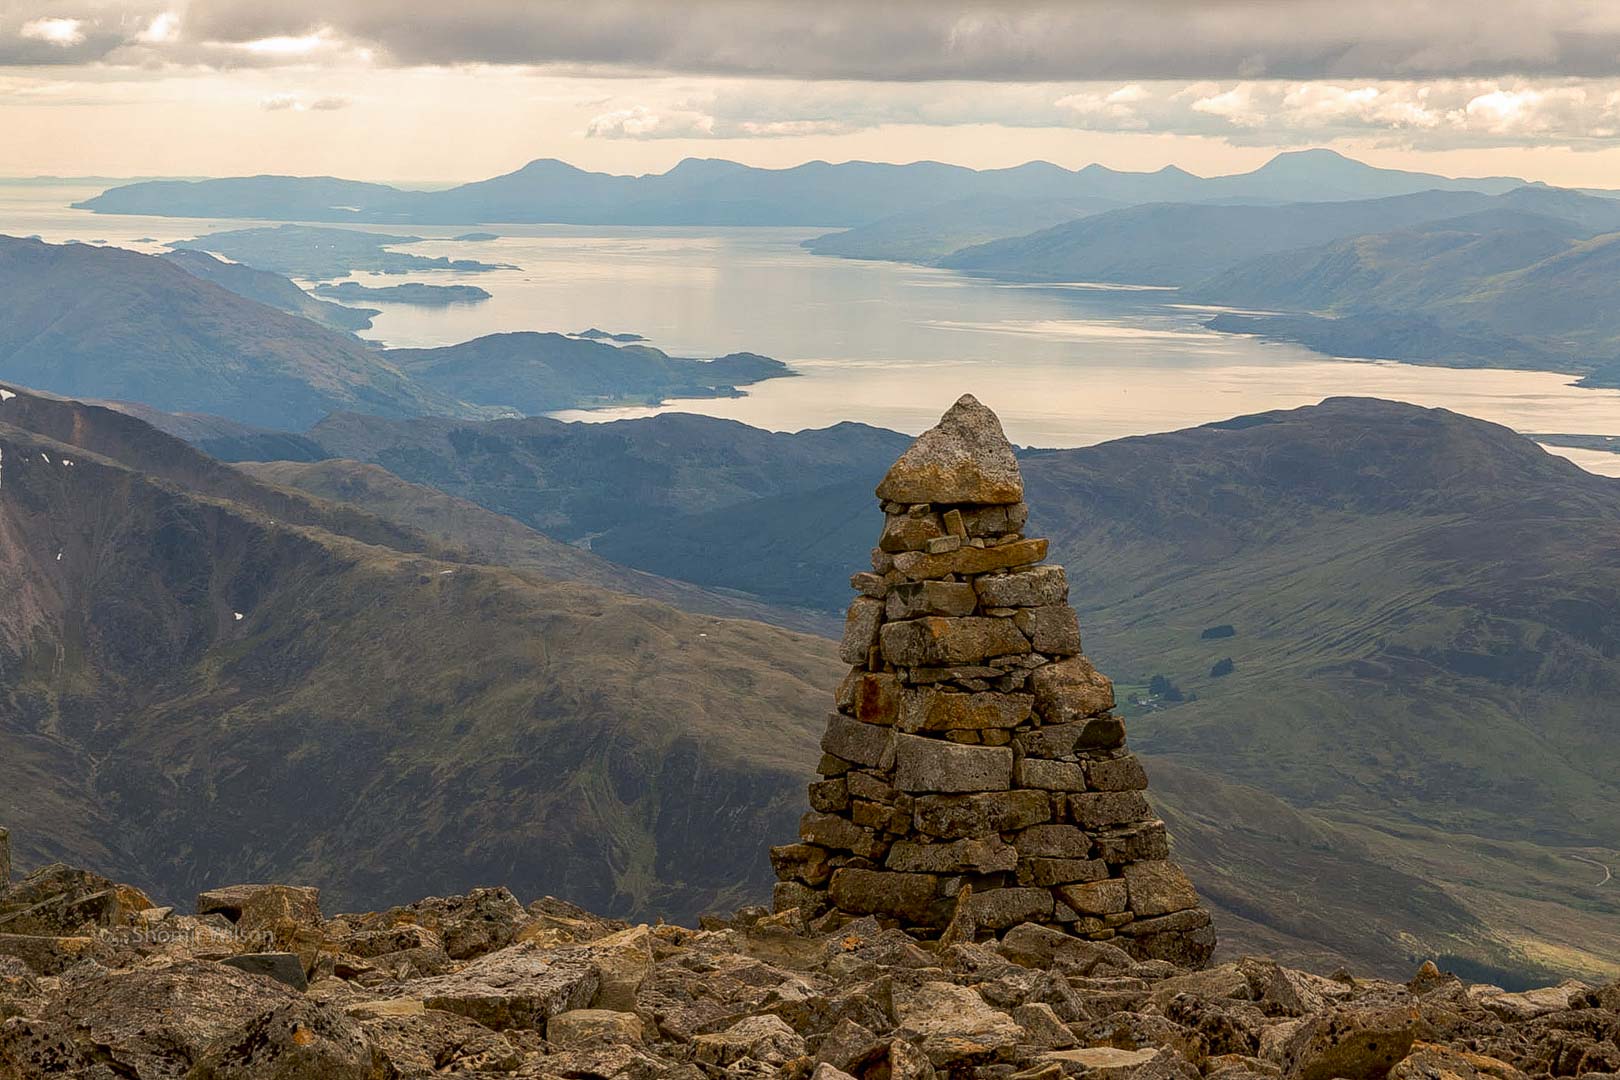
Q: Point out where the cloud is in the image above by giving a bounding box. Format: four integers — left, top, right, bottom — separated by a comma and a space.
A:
103, 0, 1620, 80
20, 17, 85, 47
586, 106, 714, 139
260, 92, 350, 112
3, 1, 1620, 80
134, 12, 179, 45
578, 77, 1620, 149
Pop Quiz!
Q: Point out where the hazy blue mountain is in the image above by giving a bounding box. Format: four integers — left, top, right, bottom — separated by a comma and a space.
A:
383, 332, 794, 414
159, 248, 378, 331
939, 189, 1500, 284
75, 150, 1592, 227
76, 173, 414, 221
1188, 197, 1620, 385
803, 194, 1119, 262
1196, 148, 1531, 202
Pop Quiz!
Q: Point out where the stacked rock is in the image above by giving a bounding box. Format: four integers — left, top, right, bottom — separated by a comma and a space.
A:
771, 394, 1215, 967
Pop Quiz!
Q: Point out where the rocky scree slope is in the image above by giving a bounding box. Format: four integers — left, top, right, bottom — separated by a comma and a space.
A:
0, 846, 1616, 1080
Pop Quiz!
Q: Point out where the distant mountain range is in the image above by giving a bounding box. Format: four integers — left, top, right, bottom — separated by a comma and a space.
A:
6, 386, 1616, 980
73, 149, 1576, 227
0, 237, 794, 430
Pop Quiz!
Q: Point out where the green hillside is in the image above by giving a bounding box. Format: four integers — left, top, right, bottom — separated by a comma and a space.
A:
0, 388, 841, 921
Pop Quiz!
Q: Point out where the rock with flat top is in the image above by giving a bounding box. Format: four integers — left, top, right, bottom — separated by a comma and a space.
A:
408, 940, 598, 1030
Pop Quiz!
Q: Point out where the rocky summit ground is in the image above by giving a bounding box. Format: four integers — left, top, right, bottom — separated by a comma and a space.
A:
0, 856, 1616, 1080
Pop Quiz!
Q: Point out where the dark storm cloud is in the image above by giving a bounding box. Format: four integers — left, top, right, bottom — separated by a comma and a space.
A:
171, 0, 1620, 80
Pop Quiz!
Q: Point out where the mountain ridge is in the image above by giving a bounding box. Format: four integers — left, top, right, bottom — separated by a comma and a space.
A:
75, 149, 1606, 227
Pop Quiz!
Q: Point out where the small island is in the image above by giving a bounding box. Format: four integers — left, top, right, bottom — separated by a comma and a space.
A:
573, 327, 647, 342
312, 282, 493, 306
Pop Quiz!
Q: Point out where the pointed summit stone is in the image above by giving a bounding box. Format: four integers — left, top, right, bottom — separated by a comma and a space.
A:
876, 394, 1023, 505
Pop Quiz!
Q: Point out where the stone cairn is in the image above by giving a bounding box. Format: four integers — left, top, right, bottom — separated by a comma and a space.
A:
771, 394, 1215, 966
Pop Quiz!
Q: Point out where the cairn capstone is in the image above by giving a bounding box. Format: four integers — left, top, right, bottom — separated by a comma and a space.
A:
771, 393, 1215, 964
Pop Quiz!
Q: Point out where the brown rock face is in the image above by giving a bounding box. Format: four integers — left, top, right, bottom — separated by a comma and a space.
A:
770, 394, 1214, 964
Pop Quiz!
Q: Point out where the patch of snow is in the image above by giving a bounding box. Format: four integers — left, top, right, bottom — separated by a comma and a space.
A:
40, 453, 50, 464
233, 612, 245, 621
0, 388, 14, 402
61, 459, 73, 467
56, 551, 63, 561
439, 569, 454, 575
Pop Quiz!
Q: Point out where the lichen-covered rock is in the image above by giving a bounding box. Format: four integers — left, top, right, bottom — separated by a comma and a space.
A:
185, 999, 388, 1080
0, 865, 151, 937
692, 1014, 806, 1066
358, 1007, 522, 1075
893, 735, 1014, 793
893, 980, 1022, 1066
407, 940, 599, 1030
0, 960, 295, 1079
1280, 1005, 1431, 1080
347, 887, 531, 961
195, 885, 322, 934
547, 1008, 645, 1047
875, 394, 1024, 505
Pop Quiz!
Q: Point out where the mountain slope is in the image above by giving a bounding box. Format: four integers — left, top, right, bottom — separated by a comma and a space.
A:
304, 410, 912, 540
237, 457, 838, 636
939, 191, 1498, 284
1188, 201, 1620, 384
939, 185, 1620, 286
0, 385, 842, 920
159, 248, 377, 332
803, 194, 1117, 263
0, 237, 469, 430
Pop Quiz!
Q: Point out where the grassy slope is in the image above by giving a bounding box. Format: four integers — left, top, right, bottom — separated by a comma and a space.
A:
0, 389, 841, 921
238, 458, 838, 636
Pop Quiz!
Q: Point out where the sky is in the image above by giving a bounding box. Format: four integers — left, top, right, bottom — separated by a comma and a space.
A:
6, 1, 1620, 186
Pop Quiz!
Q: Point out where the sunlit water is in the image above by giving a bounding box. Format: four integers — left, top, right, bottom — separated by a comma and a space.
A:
6, 181, 1620, 476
